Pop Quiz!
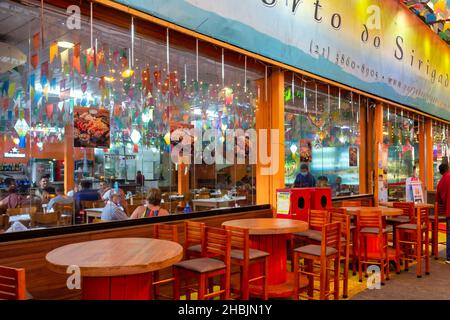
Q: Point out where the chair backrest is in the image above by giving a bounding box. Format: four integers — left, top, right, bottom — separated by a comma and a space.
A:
0, 266, 26, 300
393, 202, 414, 220
6, 207, 37, 217
224, 225, 250, 261
341, 200, 362, 207
328, 207, 346, 215
308, 210, 329, 230
329, 211, 350, 242
202, 227, 231, 263
322, 222, 342, 254
30, 211, 61, 226
53, 202, 74, 215
357, 209, 383, 229
92, 218, 107, 223
413, 207, 429, 229
184, 220, 205, 251
154, 224, 178, 242
0, 214, 9, 230
127, 204, 141, 216
80, 200, 104, 209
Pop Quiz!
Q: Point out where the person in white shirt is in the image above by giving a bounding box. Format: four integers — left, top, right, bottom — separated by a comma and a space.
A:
47, 185, 73, 211
101, 191, 128, 221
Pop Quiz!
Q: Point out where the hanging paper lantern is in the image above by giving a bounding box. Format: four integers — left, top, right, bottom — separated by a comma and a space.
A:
14, 118, 29, 148
164, 132, 171, 145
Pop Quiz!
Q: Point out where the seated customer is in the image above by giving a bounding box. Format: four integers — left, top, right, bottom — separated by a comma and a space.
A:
0, 178, 23, 209
47, 185, 73, 211
73, 180, 100, 214
34, 175, 56, 202
100, 180, 129, 212
101, 191, 129, 221
130, 188, 169, 219
98, 180, 112, 200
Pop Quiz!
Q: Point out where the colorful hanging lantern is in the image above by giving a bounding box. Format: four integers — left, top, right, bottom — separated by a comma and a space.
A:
14, 118, 29, 148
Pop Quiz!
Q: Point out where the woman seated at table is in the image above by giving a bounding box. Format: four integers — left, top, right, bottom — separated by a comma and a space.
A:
101, 190, 128, 221
130, 188, 169, 219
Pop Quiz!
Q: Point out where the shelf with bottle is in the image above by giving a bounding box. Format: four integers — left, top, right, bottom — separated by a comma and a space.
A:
0, 162, 25, 172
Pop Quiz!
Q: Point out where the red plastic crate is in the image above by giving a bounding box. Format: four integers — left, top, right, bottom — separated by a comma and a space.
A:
310, 187, 332, 210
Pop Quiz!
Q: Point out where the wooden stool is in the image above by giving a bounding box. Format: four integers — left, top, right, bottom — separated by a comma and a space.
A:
357, 209, 392, 284
184, 221, 205, 259
174, 227, 231, 300
329, 211, 351, 298
431, 202, 447, 259
152, 224, 179, 299
396, 207, 430, 278
293, 222, 342, 300
224, 225, 269, 300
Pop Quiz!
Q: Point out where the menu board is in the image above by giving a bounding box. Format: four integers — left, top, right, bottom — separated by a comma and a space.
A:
74, 107, 110, 148
276, 191, 291, 215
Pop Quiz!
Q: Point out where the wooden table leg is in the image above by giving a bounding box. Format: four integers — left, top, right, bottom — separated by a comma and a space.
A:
82, 273, 152, 300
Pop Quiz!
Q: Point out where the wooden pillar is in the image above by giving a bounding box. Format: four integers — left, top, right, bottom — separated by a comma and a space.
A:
256, 68, 285, 212
64, 124, 74, 193
359, 102, 367, 194
177, 158, 190, 195
425, 118, 434, 191
373, 103, 384, 206
418, 119, 425, 191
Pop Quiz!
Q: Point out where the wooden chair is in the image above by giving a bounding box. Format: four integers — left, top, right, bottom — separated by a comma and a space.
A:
126, 204, 141, 217
396, 207, 430, 278
293, 222, 342, 300
291, 210, 329, 258
224, 225, 269, 300
329, 211, 351, 298
0, 266, 27, 300
6, 207, 37, 216
92, 218, 108, 223
0, 214, 9, 231
30, 211, 61, 227
173, 226, 231, 300
431, 202, 447, 259
184, 221, 205, 259
53, 202, 74, 225
357, 209, 392, 284
341, 200, 362, 207
80, 200, 105, 209
387, 202, 414, 244
152, 224, 179, 299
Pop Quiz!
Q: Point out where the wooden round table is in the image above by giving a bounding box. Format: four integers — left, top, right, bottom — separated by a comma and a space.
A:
46, 238, 183, 300
222, 218, 308, 298
341, 206, 403, 216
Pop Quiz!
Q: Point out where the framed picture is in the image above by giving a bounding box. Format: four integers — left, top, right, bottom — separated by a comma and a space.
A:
349, 146, 358, 167
74, 107, 110, 148
299, 139, 312, 163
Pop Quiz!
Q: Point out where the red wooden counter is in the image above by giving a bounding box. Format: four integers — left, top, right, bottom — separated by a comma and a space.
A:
46, 238, 183, 300
222, 218, 308, 298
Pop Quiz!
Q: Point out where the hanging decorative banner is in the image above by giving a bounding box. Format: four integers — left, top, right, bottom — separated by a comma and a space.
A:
57, 101, 64, 111
84, 48, 94, 75
73, 107, 110, 148
49, 42, 58, 64
43, 84, 49, 100
34, 90, 42, 105
40, 61, 48, 87
96, 48, 105, 69
32, 32, 40, 51
72, 43, 81, 73
2, 97, 9, 111
31, 54, 39, 70
50, 78, 57, 90
60, 49, 69, 74
60, 88, 70, 100
1, 80, 9, 96
142, 68, 151, 95
7, 82, 15, 98
29, 74, 35, 89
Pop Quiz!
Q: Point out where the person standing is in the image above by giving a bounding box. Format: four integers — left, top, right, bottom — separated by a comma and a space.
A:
436, 163, 450, 264
293, 164, 316, 188
136, 171, 145, 187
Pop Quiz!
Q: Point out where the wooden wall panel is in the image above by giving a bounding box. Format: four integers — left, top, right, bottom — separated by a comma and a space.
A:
0, 209, 272, 300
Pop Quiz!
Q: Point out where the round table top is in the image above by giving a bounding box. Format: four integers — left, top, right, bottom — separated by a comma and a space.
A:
46, 238, 183, 277
379, 202, 434, 209
222, 218, 308, 235
341, 206, 403, 216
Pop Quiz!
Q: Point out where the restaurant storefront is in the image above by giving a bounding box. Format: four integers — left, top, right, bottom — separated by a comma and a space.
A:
0, 0, 449, 236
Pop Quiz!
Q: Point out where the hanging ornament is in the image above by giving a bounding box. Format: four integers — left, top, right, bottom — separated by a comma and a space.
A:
60, 49, 69, 74
72, 43, 81, 74
49, 42, 58, 64
32, 32, 40, 50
